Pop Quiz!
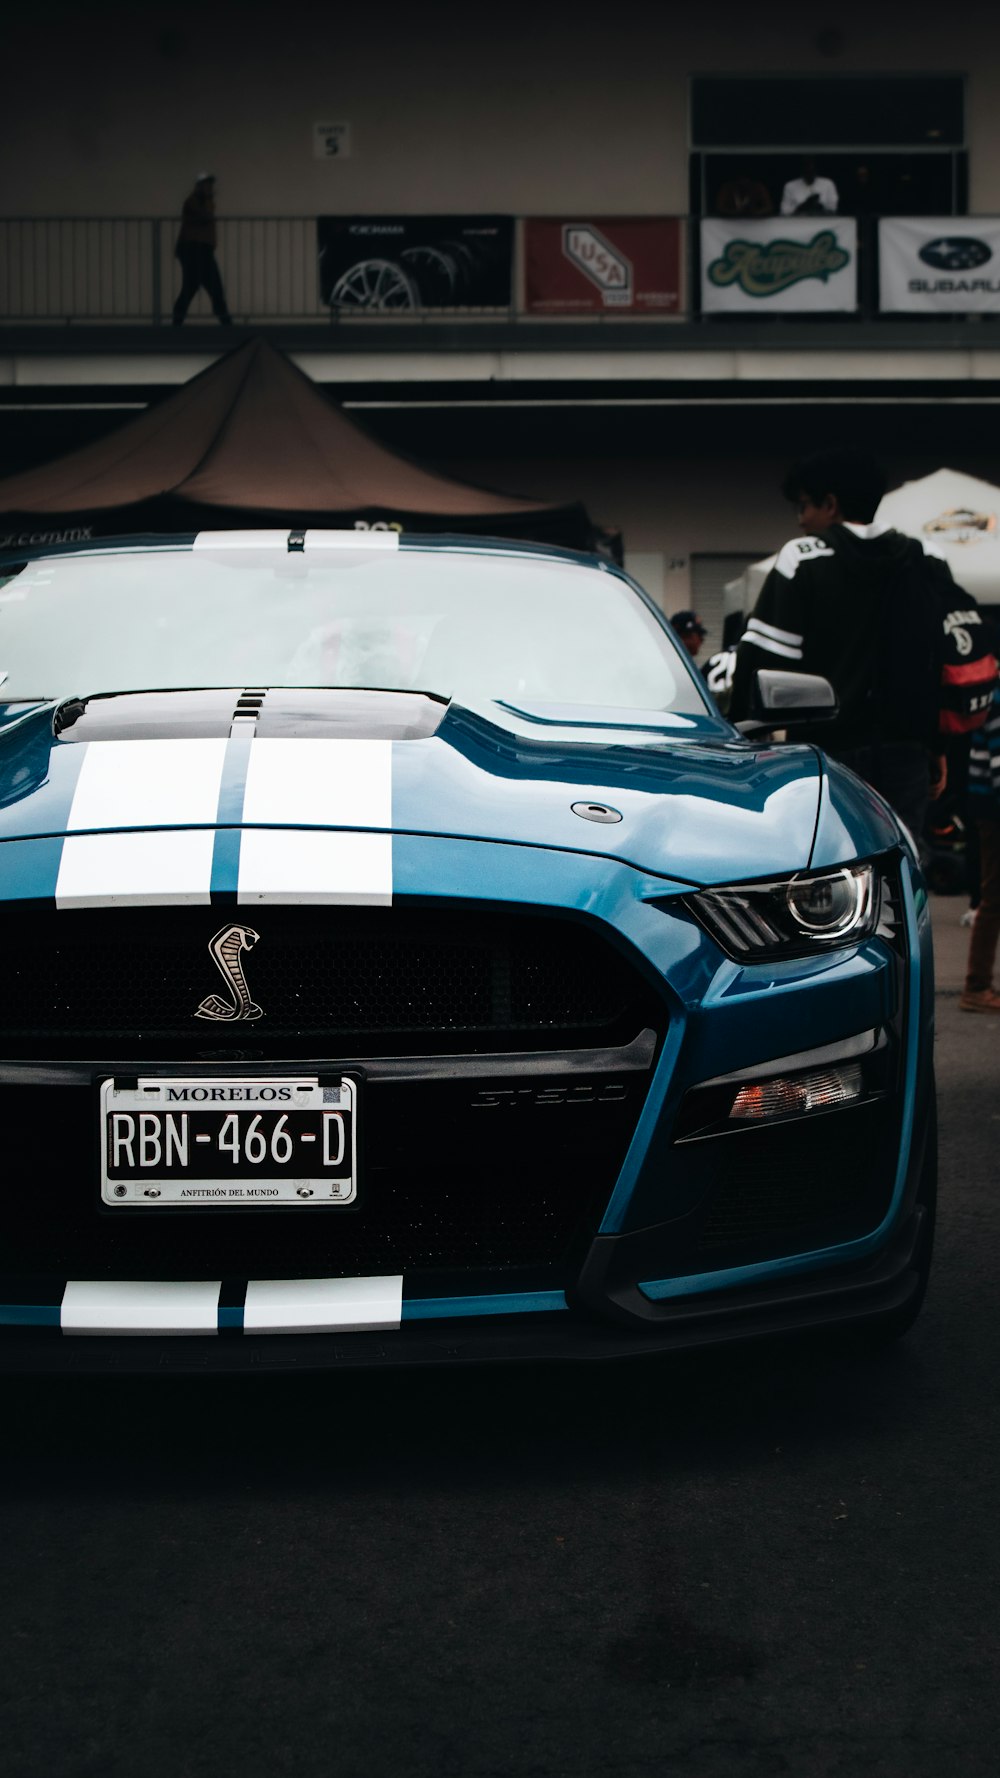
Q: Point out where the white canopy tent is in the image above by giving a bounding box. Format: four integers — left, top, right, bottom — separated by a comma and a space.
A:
723, 467, 1000, 632
722, 554, 775, 633
876, 467, 1000, 600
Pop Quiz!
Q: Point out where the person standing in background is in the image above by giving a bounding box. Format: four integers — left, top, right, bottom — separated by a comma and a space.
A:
729, 449, 946, 848
780, 157, 839, 216
714, 174, 774, 218
172, 173, 232, 326
961, 685, 1000, 1012
670, 611, 707, 659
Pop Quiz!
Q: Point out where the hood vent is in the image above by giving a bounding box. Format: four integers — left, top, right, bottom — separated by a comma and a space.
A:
253, 689, 447, 740
50, 687, 449, 743
231, 688, 267, 732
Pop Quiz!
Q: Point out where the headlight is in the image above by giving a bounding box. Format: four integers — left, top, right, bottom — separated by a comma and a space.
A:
689, 864, 878, 960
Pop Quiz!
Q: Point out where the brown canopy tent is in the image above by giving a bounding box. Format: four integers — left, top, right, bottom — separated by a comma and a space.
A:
0, 338, 594, 551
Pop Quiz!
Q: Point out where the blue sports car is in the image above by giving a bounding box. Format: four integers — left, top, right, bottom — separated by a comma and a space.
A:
0, 531, 935, 1369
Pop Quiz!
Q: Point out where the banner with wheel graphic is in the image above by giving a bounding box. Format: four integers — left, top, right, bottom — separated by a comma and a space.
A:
318, 217, 514, 312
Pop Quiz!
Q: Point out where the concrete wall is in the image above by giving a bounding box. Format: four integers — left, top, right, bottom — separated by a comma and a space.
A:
3, 1, 996, 217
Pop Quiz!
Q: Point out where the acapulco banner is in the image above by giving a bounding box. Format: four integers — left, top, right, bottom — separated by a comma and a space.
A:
879, 218, 1000, 313
317, 217, 513, 311
700, 217, 858, 313
523, 219, 683, 314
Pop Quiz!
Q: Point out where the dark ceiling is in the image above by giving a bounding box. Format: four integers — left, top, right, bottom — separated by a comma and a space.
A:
3, 390, 1000, 482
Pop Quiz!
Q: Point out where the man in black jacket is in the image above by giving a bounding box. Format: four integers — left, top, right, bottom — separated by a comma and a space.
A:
172, 173, 232, 327
730, 449, 946, 846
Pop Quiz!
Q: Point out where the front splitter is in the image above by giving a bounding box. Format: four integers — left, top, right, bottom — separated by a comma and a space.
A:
0, 1210, 924, 1372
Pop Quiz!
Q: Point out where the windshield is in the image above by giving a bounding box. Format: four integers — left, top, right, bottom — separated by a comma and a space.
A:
0, 545, 706, 714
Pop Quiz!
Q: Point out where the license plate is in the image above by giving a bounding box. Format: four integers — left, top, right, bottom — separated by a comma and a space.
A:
100, 1076, 357, 1207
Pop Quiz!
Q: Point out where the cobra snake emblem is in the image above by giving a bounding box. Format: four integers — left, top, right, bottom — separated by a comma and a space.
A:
195, 924, 264, 1022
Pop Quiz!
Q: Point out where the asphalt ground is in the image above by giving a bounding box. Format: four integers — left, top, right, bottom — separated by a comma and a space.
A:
1, 894, 998, 1778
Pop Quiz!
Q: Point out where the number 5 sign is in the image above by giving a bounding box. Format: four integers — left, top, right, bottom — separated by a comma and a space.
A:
313, 122, 352, 160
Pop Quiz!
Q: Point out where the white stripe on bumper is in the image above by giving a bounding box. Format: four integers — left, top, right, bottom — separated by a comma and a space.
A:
243, 1275, 403, 1334
61, 1279, 221, 1335
58, 1278, 404, 1335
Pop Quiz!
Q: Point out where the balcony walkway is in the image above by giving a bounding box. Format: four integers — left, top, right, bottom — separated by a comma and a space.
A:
4, 318, 1000, 402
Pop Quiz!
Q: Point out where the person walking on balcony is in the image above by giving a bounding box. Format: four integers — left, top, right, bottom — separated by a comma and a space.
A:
172, 173, 232, 326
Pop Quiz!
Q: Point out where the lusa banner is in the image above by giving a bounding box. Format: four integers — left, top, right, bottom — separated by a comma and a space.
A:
879, 218, 1000, 313
700, 216, 858, 313
523, 219, 683, 314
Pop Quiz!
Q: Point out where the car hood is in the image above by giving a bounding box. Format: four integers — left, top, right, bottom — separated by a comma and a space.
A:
0, 689, 824, 889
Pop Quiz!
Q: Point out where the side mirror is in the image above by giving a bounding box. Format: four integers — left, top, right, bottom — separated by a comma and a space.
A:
734, 668, 839, 736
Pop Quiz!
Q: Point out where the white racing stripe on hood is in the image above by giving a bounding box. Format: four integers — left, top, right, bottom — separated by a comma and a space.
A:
56, 738, 226, 908
238, 738, 394, 904
66, 738, 228, 830
56, 829, 216, 909
242, 738, 392, 829
53, 734, 394, 909
237, 829, 392, 905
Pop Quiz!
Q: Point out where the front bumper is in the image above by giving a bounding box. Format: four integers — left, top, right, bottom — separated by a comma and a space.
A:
0, 841, 932, 1372
0, 1200, 928, 1373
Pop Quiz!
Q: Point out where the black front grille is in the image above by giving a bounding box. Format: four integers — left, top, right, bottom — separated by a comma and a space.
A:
0, 906, 658, 1057
600, 1100, 901, 1303
0, 1073, 645, 1283
690, 1101, 897, 1263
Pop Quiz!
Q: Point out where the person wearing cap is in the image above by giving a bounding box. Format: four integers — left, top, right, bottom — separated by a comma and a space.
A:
670, 610, 707, 658
172, 173, 232, 326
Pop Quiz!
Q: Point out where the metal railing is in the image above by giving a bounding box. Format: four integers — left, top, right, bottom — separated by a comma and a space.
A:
0, 213, 994, 327
0, 217, 334, 324
0, 216, 521, 325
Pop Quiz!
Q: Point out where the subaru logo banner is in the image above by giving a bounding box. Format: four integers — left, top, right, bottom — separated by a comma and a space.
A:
879, 218, 1000, 313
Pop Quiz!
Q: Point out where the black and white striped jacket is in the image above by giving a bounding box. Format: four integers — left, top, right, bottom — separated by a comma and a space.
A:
729, 522, 944, 753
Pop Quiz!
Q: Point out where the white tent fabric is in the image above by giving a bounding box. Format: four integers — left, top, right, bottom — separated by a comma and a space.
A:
724, 555, 774, 629
724, 467, 1000, 622
876, 467, 1000, 600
